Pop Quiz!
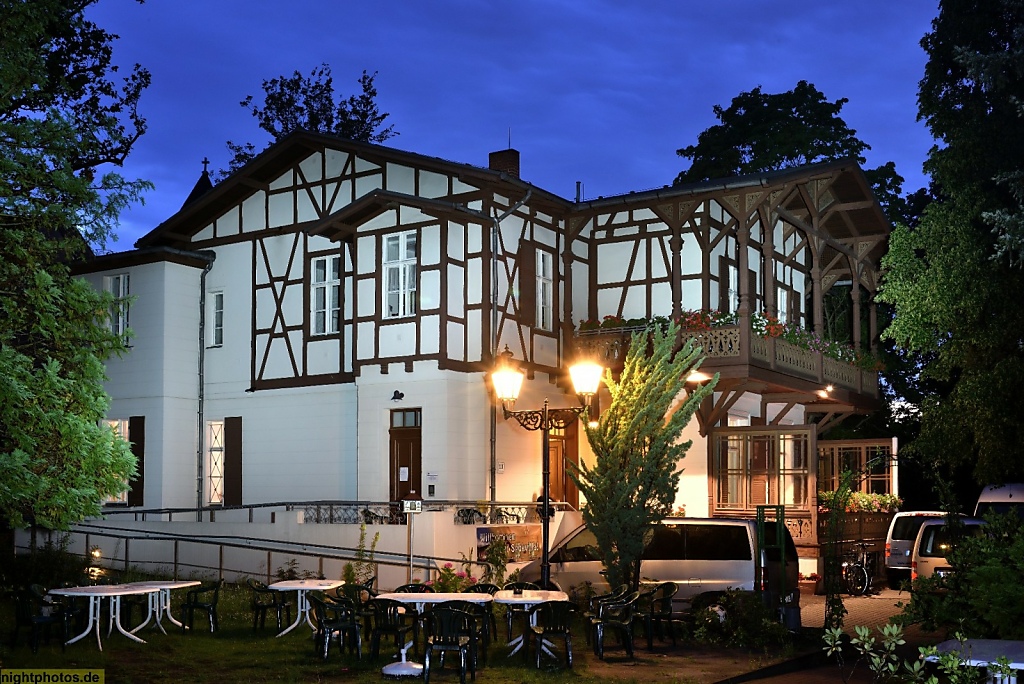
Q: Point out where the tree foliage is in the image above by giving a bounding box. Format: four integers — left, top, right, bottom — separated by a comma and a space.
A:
569, 323, 717, 590
223, 65, 396, 175
878, 0, 1024, 486
674, 81, 916, 227
675, 81, 868, 182
0, 0, 143, 529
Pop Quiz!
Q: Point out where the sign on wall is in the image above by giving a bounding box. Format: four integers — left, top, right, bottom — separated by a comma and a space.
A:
476, 525, 542, 563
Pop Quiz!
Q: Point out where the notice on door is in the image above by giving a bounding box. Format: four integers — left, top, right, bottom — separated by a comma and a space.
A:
399, 466, 409, 482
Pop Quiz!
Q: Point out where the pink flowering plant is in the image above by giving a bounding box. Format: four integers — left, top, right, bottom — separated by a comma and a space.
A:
426, 562, 477, 593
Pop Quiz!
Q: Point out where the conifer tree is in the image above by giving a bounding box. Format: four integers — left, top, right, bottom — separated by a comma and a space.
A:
569, 323, 717, 589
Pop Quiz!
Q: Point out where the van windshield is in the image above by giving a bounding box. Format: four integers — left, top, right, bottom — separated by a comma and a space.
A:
975, 502, 1024, 520
919, 523, 984, 558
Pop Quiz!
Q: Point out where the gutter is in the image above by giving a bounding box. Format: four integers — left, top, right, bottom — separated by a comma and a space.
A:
194, 251, 217, 520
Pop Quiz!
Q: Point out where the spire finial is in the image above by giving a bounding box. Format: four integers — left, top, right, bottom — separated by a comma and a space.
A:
201, 157, 210, 174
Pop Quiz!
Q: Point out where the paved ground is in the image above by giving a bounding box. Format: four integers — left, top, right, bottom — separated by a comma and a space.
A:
747, 587, 944, 684
585, 586, 947, 683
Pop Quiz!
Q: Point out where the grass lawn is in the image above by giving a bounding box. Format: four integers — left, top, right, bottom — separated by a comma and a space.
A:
0, 581, 702, 684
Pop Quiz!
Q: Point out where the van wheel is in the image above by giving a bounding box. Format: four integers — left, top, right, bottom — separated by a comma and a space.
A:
690, 592, 725, 612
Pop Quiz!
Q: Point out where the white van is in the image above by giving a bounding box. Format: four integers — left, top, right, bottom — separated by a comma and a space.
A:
974, 483, 1024, 519
910, 517, 986, 582
519, 517, 800, 612
884, 511, 946, 587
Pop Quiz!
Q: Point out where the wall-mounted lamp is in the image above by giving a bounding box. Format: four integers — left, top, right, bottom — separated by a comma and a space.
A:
686, 370, 712, 384
816, 384, 835, 399
391, 390, 405, 402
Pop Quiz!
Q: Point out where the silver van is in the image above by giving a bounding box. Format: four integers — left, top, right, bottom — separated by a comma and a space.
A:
520, 517, 800, 611
910, 517, 986, 582
884, 511, 946, 587
974, 483, 1024, 519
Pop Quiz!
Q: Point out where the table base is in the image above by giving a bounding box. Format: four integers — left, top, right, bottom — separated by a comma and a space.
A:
381, 648, 423, 677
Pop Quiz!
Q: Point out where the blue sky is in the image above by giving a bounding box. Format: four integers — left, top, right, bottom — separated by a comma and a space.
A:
87, 0, 939, 252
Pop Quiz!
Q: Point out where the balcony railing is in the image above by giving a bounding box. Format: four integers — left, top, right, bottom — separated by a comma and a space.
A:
574, 324, 878, 398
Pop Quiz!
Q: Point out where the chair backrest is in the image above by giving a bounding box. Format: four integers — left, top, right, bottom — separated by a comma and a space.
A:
530, 600, 575, 633
601, 591, 640, 621
651, 581, 678, 613
314, 594, 357, 626
464, 583, 499, 595
370, 598, 412, 628
426, 606, 471, 646
503, 581, 540, 592
247, 578, 271, 594
394, 583, 433, 593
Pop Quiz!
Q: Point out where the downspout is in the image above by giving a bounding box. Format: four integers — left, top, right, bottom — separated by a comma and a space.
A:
195, 251, 217, 520
488, 190, 532, 502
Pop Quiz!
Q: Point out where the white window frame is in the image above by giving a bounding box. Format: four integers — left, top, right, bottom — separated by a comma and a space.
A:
384, 231, 418, 319
106, 273, 130, 337
727, 264, 739, 314
311, 255, 341, 335
209, 291, 224, 347
776, 286, 789, 324
104, 419, 129, 504
536, 250, 553, 331
207, 420, 225, 505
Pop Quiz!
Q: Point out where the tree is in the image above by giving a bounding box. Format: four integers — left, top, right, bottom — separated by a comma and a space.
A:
674, 81, 914, 226
1, 0, 145, 530
569, 324, 717, 590
223, 65, 397, 175
878, 0, 1024, 486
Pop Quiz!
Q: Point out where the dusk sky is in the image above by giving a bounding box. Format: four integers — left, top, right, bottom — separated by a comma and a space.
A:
86, 1, 939, 253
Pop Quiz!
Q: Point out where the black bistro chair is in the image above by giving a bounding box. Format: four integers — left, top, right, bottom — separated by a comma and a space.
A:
636, 581, 678, 649
525, 600, 575, 668
590, 590, 640, 660
309, 594, 361, 661
181, 579, 223, 633
11, 586, 72, 653
248, 578, 293, 632
463, 583, 499, 637
368, 597, 419, 660
423, 606, 476, 684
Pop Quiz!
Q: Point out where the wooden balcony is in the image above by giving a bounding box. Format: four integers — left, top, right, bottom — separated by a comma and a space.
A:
573, 324, 880, 408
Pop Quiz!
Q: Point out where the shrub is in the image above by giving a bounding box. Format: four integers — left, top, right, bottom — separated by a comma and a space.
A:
689, 590, 792, 650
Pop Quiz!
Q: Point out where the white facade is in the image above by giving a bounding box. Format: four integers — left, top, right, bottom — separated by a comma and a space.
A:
73, 134, 890, 573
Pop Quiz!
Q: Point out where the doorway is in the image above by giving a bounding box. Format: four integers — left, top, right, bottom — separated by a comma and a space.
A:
389, 409, 421, 502
548, 423, 579, 509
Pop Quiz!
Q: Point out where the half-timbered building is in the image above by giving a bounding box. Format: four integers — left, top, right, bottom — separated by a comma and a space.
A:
76, 131, 893, 570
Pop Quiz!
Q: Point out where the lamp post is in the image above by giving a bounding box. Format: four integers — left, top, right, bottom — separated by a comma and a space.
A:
490, 346, 602, 588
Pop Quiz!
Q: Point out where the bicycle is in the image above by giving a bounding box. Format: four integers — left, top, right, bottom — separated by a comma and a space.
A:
841, 542, 872, 596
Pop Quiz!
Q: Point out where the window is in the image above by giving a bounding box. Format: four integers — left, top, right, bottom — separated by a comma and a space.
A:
208, 420, 225, 505
817, 441, 895, 495
209, 291, 224, 347
536, 250, 553, 331
104, 419, 129, 504
106, 273, 129, 337
384, 232, 417, 318
712, 427, 812, 513
777, 287, 789, 324
311, 255, 341, 335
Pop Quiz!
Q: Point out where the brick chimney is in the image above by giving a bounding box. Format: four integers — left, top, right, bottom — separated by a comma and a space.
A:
488, 149, 520, 178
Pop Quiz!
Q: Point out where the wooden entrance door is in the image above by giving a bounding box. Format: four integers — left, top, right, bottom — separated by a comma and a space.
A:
389, 409, 422, 501
548, 423, 579, 509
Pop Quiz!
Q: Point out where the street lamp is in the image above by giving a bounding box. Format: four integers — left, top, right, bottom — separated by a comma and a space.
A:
490, 346, 602, 588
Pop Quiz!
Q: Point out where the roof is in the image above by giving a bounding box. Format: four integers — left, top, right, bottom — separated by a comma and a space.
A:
135, 131, 889, 260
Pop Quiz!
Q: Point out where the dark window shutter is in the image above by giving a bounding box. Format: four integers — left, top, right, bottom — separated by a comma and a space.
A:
518, 243, 536, 324
127, 416, 145, 507
224, 416, 243, 506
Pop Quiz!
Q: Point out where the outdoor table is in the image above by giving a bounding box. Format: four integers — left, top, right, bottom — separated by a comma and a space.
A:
928, 638, 1024, 674
375, 591, 495, 677
267, 578, 345, 637
123, 580, 201, 634
49, 584, 159, 651
493, 589, 569, 656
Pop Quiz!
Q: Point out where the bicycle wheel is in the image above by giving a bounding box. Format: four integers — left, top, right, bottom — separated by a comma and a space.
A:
846, 563, 869, 596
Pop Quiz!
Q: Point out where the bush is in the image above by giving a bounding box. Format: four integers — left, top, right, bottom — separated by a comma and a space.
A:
901, 511, 1024, 639
688, 590, 792, 650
